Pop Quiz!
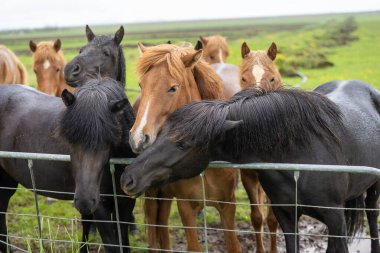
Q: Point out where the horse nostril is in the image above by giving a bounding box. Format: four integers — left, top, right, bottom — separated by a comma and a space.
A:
72, 64, 81, 76
143, 134, 150, 145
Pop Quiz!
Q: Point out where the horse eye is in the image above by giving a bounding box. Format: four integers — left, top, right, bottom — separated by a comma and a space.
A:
168, 85, 178, 93
241, 77, 246, 82
176, 142, 188, 150
210, 55, 215, 60
56, 68, 60, 73
270, 77, 275, 83
103, 50, 110, 57
33, 69, 37, 74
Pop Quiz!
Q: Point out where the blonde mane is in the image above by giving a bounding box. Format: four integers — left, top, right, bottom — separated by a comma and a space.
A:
136, 44, 225, 99
0, 45, 27, 84
33, 41, 66, 79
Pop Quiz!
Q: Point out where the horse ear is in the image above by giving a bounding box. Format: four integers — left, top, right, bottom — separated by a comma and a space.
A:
29, 40, 37, 52
194, 40, 203, 50
61, 89, 76, 107
222, 120, 243, 132
241, 42, 251, 59
137, 42, 146, 55
114, 26, 124, 45
110, 98, 128, 113
54, 39, 61, 52
85, 25, 95, 42
199, 36, 208, 45
267, 42, 277, 61
181, 50, 203, 68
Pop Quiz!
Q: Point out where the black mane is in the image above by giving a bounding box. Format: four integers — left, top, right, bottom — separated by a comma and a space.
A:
91, 35, 126, 85
168, 87, 344, 159
58, 78, 134, 151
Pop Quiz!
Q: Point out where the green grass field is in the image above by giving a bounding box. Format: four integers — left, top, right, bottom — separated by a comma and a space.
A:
1, 11, 380, 252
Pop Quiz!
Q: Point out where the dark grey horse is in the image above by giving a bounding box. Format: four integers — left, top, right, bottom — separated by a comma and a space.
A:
0, 79, 135, 253
121, 80, 380, 253
64, 25, 126, 87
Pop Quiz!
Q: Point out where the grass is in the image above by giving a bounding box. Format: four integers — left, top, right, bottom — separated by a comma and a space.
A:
1, 11, 380, 252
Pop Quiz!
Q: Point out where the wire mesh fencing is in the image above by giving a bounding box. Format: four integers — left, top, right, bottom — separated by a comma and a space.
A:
0, 150, 379, 252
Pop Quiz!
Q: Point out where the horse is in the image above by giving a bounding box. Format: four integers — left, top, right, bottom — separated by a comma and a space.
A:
0, 45, 27, 84
196, 36, 240, 98
122, 80, 380, 253
240, 41, 282, 90
129, 43, 241, 252
29, 39, 75, 96
0, 78, 136, 253
238, 41, 283, 253
64, 25, 126, 87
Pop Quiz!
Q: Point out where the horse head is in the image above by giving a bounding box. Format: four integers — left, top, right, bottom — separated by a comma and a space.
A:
64, 25, 125, 87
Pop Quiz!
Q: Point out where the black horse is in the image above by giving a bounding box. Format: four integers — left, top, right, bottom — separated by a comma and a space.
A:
0, 79, 135, 253
64, 25, 126, 87
121, 80, 380, 253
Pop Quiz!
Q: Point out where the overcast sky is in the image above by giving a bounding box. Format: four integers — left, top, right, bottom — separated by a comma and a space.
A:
1, 0, 379, 31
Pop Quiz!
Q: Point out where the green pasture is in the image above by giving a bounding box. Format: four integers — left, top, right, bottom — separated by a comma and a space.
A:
1, 11, 380, 252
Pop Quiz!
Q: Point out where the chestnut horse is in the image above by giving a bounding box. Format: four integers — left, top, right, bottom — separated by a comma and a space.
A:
29, 39, 74, 96
0, 45, 27, 84
130, 43, 240, 252
238, 41, 282, 253
196, 36, 240, 98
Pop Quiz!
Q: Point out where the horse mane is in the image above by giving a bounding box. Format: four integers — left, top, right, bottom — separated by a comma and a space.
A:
33, 41, 66, 81
136, 44, 224, 100
0, 45, 28, 84
58, 78, 133, 151
91, 35, 126, 86
168, 87, 344, 159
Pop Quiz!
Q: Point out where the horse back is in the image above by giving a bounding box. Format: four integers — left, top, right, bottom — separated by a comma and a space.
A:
212, 63, 241, 98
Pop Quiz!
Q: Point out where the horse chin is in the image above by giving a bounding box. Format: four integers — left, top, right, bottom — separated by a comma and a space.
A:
64, 78, 81, 87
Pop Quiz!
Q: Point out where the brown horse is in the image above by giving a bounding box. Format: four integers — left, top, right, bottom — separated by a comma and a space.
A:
196, 35, 240, 98
0, 45, 27, 84
130, 43, 241, 253
238, 41, 282, 253
29, 39, 74, 96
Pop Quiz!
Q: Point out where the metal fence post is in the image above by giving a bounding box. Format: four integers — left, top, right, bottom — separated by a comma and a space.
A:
294, 170, 300, 253
110, 163, 123, 252
28, 159, 44, 252
200, 172, 208, 253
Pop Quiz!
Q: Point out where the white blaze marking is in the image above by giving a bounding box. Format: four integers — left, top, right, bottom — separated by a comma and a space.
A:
252, 65, 265, 84
218, 49, 224, 64
43, 59, 51, 69
134, 100, 150, 144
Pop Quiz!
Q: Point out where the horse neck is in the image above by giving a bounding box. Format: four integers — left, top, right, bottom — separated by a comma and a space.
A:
116, 47, 126, 85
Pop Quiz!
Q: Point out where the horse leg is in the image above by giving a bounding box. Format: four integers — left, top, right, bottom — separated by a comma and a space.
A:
365, 181, 380, 253
216, 201, 241, 253
80, 214, 92, 253
266, 203, 278, 253
271, 207, 299, 253
93, 201, 123, 253
321, 209, 348, 253
0, 168, 17, 253
177, 200, 203, 252
157, 198, 173, 252
240, 170, 265, 253
114, 195, 135, 253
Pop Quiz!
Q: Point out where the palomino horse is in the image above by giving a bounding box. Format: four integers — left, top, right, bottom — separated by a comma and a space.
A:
0, 79, 136, 253
0, 45, 27, 84
29, 39, 74, 96
196, 36, 240, 98
238, 41, 283, 253
122, 80, 380, 253
129, 43, 240, 252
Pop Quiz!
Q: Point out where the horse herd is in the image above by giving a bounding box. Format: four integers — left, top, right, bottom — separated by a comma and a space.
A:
0, 25, 379, 253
